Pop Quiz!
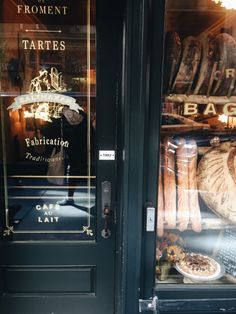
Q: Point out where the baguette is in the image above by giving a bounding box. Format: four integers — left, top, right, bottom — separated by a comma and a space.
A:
163, 137, 177, 228
188, 139, 202, 232
176, 138, 190, 231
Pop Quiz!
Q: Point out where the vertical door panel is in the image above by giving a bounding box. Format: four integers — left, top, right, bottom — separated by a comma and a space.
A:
0, 1, 122, 313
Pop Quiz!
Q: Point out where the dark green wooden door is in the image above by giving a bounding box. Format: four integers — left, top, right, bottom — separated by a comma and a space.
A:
0, 1, 123, 313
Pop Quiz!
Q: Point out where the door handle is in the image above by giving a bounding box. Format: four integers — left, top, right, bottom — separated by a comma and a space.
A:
101, 181, 111, 239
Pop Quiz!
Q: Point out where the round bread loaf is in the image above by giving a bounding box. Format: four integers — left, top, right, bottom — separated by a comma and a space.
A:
197, 141, 236, 224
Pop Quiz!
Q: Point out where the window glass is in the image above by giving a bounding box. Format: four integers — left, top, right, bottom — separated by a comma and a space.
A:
156, 0, 236, 284
0, 0, 96, 240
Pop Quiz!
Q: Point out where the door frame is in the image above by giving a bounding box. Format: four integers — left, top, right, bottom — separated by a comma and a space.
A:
117, 0, 154, 313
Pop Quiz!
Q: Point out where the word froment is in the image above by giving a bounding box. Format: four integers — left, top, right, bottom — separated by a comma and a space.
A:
17, 5, 68, 15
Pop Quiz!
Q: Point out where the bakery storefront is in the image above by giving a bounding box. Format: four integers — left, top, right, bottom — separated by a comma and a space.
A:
1, 0, 236, 314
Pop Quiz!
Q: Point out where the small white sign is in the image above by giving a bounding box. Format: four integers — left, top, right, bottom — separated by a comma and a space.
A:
146, 207, 155, 232
99, 150, 115, 160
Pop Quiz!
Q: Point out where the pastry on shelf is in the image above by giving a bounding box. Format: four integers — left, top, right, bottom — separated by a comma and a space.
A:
175, 252, 224, 281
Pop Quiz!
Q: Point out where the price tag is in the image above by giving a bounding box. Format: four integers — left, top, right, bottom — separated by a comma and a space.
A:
99, 150, 115, 160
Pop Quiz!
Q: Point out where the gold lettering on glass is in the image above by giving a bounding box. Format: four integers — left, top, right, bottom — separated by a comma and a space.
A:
17, 5, 68, 15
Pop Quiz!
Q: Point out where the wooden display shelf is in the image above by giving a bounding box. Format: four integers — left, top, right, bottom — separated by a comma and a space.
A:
0, 91, 96, 98
201, 217, 231, 229
165, 217, 234, 231
156, 275, 235, 285
165, 93, 236, 105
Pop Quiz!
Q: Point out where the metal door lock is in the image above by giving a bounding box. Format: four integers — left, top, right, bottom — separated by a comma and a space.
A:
101, 181, 112, 239
101, 228, 111, 239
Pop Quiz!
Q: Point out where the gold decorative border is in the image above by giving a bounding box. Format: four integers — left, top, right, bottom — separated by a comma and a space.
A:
2, 0, 95, 239
4, 224, 94, 237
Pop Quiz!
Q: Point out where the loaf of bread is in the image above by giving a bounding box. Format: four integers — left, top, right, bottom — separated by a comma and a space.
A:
213, 33, 236, 96
197, 142, 236, 223
163, 137, 177, 228
163, 31, 182, 93
172, 36, 202, 94
188, 139, 202, 232
176, 138, 189, 231
194, 33, 219, 95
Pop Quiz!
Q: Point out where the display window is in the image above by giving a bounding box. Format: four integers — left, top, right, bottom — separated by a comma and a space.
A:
156, 0, 236, 285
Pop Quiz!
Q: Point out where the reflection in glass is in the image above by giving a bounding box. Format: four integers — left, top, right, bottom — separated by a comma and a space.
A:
0, 0, 96, 240
156, 0, 236, 285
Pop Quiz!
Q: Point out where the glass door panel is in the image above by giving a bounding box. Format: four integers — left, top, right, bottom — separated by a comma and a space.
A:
0, 1, 96, 240
156, 0, 236, 285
